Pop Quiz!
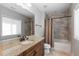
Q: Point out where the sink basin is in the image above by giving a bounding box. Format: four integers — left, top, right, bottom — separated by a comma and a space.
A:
21, 40, 33, 45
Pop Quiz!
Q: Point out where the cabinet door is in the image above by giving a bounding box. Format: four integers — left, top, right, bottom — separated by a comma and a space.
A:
35, 51, 42, 56
25, 50, 35, 56
23, 46, 35, 56
34, 40, 44, 56
18, 40, 44, 56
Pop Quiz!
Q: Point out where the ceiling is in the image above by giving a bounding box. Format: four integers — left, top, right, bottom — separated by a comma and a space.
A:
33, 3, 72, 16
0, 3, 34, 18
0, 3, 72, 18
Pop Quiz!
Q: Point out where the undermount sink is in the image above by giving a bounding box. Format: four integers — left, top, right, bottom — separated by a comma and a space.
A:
21, 40, 34, 45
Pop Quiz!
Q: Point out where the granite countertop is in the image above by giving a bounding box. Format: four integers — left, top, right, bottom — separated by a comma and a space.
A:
0, 35, 44, 56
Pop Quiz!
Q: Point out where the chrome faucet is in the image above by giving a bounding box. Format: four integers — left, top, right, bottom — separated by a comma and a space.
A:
19, 35, 29, 41
25, 36, 29, 40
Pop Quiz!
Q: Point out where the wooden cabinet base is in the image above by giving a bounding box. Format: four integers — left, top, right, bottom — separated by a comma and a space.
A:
18, 40, 44, 56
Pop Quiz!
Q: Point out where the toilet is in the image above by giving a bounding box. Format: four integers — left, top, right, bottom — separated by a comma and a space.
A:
44, 43, 51, 54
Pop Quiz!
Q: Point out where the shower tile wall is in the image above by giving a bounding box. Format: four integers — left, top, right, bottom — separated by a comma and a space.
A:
53, 18, 68, 40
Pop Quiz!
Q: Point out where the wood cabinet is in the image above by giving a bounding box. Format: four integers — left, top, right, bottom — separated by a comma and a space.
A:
18, 40, 44, 56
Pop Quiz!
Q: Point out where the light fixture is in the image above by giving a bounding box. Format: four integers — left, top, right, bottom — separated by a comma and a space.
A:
26, 3, 32, 7
16, 3, 32, 8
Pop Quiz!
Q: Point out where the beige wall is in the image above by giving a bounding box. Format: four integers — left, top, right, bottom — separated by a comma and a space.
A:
53, 18, 69, 40
45, 11, 71, 40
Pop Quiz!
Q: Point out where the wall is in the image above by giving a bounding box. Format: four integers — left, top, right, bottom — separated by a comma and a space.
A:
46, 12, 71, 41
70, 4, 79, 55
26, 4, 45, 37
34, 12, 45, 37
53, 18, 68, 40
0, 5, 31, 40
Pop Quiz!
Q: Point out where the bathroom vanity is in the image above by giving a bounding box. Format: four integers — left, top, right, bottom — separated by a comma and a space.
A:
18, 39, 44, 56
0, 36, 44, 56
